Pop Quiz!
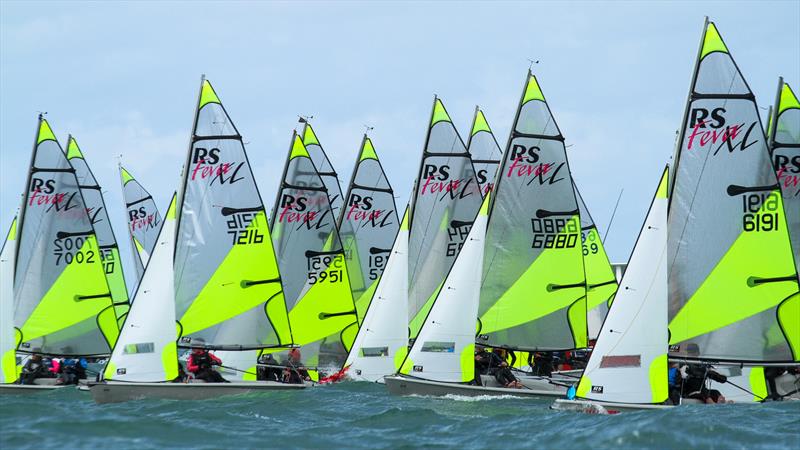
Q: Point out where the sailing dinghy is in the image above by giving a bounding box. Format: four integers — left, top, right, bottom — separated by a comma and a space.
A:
387, 73, 587, 397
119, 165, 162, 287
91, 78, 305, 402
3, 117, 118, 394
666, 19, 799, 400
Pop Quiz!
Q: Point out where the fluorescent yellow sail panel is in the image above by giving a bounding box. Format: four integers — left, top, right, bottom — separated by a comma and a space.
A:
480, 216, 585, 336
287, 253, 356, 346
669, 192, 798, 347
179, 212, 291, 344
20, 237, 116, 344
700, 22, 728, 59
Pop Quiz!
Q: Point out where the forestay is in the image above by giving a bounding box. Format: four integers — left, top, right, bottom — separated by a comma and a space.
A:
302, 123, 344, 220
575, 168, 669, 404
14, 117, 118, 356
477, 73, 587, 351
466, 107, 502, 197
667, 21, 799, 363
345, 206, 409, 382
399, 195, 490, 382
67, 137, 129, 322
575, 186, 619, 340
338, 136, 399, 321
174, 79, 291, 352
408, 97, 482, 338
1, 218, 18, 383
103, 195, 179, 382
271, 133, 357, 373
119, 166, 162, 284
768, 79, 800, 283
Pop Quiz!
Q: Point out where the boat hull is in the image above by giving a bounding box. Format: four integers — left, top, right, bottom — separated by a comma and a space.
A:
0, 384, 66, 395
384, 375, 562, 398
89, 380, 308, 404
551, 398, 675, 414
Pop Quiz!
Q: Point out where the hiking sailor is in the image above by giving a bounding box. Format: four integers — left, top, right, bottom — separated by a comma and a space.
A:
187, 340, 227, 383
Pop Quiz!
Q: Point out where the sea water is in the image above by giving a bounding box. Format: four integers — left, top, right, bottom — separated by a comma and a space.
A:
1, 383, 797, 449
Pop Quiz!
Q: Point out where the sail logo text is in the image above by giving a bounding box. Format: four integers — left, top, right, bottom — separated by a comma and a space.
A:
686, 108, 759, 155
419, 164, 477, 200
775, 154, 800, 192
506, 145, 565, 185
129, 207, 159, 232
345, 194, 393, 227
29, 179, 80, 213
191, 147, 244, 185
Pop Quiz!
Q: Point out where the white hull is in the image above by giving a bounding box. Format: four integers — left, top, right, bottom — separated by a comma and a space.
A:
551, 398, 674, 414
0, 384, 67, 395
89, 380, 308, 404
384, 375, 563, 398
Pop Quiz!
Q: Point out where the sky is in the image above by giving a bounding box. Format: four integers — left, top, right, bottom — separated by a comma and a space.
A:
1, 1, 798, 289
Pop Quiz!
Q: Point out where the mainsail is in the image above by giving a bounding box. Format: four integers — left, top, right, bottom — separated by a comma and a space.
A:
466, 107, 502, 197
338, 135, 399, 321
408, 97, 482, 338
1, 218, 18, 383
477, 72, 587, 351
575, 168, 669, 404
103, 195, 179, 382
768, 79, 799, 282
174, 79, 291, 352
271, 133, 358, 374
14, 116, 118, 356
345, 206, 409, 381
67, 137, 129, 322
301, 123, 344, 220
667, 20, 799, 363
575, 186, 619, 340
119, 166, 162, 284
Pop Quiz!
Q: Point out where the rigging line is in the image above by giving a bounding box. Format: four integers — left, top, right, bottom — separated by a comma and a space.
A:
602, 188, 624, 242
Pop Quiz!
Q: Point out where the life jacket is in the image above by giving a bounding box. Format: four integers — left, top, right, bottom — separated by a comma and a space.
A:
191, 352, 212, 369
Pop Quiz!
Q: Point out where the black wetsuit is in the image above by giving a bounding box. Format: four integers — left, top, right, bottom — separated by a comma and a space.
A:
681, 364, 726, 402
475, 350, 518, 387
19, 359, 48, 385
257, 355, 282, 382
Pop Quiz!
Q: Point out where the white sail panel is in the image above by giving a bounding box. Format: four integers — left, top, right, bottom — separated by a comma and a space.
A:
1, 218, 18, 383
345, 206, 409, 382
576, 169, 669, 404
104, 195, 178, 382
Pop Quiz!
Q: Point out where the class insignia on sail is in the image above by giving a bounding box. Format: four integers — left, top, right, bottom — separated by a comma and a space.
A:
466, 107, 502, 197
119, 165, 162, 287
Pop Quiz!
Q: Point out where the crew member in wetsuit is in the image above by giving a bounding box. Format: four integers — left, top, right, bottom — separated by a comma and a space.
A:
283, 348, 311, 384
187, 343, 227, 383
679, 364, 727, 404
531, 352, 554, 377
19, 354, 50, 385
257, 353, 282, 382
474, 346, 521, 388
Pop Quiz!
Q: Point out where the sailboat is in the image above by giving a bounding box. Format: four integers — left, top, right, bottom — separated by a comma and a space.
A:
67, 137, 130, 323
119, 165, 162, 286
337, 135, 399, 322
3, 116, 119, 394
407, 97, 482, 340
767, 79, 799, 282
465, 106, 502, 197
553, 168, 671, 413
666, 20, 798, 382
270, 132, 358, 380
301, 122, 345, 220
90, 78, 303, 403
386, 72, 586, 397
554, 19, 799, 412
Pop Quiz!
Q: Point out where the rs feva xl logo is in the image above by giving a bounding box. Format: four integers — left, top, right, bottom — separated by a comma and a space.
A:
505, 144, 565, 185
686, 107, 759, 155
344, 194, 393, 228
419, 163, 477, 200
28, 178, 78, 212
190, 147, 244, 184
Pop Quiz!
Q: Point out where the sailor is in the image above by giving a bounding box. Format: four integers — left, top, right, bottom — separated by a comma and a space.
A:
531, 352, 554, 377
474, 346, 521, 388
56, 358, 87, 385
19, 354, 49, 385
679, 364, 727, 404
187, 341, 227, 383
667, 362, 682, 405
283, 348, 311, 384
256, 353, 282, 382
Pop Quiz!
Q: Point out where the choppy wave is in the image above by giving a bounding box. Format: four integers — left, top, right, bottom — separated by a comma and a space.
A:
1, 383, 797, 449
